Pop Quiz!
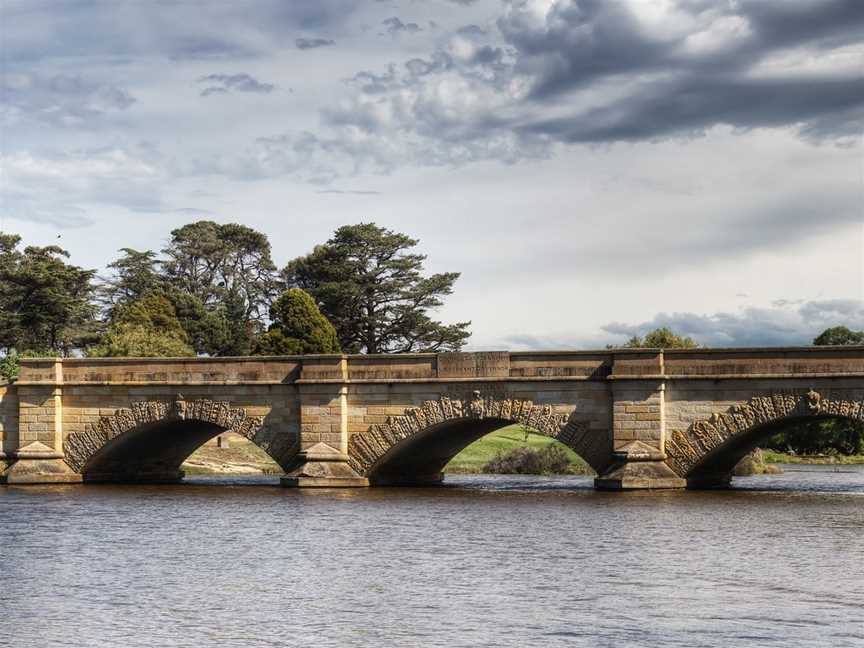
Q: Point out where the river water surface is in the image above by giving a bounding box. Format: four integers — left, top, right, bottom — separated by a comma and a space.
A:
2, 466, 862, 648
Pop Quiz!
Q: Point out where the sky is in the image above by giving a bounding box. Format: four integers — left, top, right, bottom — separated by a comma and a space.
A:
1, 0, 863, 350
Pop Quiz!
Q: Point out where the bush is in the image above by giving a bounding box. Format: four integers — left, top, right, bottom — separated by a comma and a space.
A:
483, 445, 573, 475
89, 292, 195, 357
0, 350, 55, 383
252, 288, 340, 355
0, 353, 19, 382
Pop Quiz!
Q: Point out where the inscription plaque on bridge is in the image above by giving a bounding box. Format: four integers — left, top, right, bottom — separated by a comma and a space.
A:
437, 352, 510, 378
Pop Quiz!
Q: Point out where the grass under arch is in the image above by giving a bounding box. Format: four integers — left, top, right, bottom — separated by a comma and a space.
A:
444, 424, 593, 475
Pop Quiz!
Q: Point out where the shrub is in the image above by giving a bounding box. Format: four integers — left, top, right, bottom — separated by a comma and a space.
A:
483, 445, 573, 475
252, 288, 340, 355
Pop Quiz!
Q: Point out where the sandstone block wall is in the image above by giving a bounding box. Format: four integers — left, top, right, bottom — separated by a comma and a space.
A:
0, 383, 18, 456
16, 385, 57, 449
611, 381, 664, 449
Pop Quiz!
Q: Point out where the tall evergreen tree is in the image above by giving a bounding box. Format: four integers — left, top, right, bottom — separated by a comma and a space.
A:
99, 248, 162, 315
0, 234, 98, 355
161, 221, 280, 324
283, 223, 470, 353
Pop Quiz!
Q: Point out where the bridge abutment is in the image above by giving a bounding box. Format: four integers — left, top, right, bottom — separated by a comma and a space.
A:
1, 362, 82, 484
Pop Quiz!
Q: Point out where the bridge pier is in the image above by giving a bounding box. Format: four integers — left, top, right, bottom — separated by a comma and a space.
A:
1, 370, 83, 484
280, 442, 369, 487
597, 379, 686, 490
1, 448, 83, 484
594, 441, 686, 490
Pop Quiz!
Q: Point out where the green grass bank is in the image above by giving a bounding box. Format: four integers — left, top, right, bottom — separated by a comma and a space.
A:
762, 451, 864, 465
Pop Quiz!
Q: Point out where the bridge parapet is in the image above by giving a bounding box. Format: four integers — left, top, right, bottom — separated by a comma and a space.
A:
14, 346, 864, 387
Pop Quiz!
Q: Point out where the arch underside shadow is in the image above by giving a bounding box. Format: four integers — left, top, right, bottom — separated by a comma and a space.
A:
64, 397, 298, 483
348, 393, 611, 485
666, 390, 864, 488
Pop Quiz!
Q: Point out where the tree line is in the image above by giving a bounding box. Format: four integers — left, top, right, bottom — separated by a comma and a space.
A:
0, 221, 471, 374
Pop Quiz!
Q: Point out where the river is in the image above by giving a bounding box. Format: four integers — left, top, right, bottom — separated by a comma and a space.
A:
1, 466, 862, 647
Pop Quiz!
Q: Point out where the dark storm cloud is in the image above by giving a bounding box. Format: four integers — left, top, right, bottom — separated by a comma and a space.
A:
296, 38, 336, 50
197, 73, 275, 97
497, 0, 864, 143
521, 74, 864, 144
503, 0, 864, 98
601, 299, 864, 347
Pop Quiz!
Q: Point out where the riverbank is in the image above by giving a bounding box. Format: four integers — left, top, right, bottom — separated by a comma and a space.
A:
762, 451, 864, 465
183, 436, 280, 475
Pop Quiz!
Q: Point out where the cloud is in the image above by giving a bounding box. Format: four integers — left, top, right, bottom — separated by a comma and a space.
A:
3, 0, 361, 62
251, 0, 862, 177
1, 72, 135, 128
0, 146, 168, 228
382, 16, 423, 36
295, 37, 336, 49
197, 73, 275, 96
601, 299, 864, 347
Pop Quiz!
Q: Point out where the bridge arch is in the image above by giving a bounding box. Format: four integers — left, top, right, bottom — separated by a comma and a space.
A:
666, 389, 864, 488
63, 395, 297, 482
348, 391, 610, 485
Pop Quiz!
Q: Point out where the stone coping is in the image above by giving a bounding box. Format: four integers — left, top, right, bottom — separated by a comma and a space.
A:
12, 371, 864, 387
16, 345, 864, 364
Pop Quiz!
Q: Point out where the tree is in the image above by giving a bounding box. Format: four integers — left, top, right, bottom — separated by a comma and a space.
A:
283, 223, 470, 353
766, 419, 864, 457
621, 327, 697, 349
813, 326, 864, 346
99, 248, 162, 315
159, 287, 233, 356
161, 221, 279, 325
90, 292, 194, 357
0, 234, 98, 355
253, 288, 341, 355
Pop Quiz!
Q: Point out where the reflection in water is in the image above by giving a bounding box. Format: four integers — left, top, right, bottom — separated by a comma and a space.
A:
1, 467, 862, 648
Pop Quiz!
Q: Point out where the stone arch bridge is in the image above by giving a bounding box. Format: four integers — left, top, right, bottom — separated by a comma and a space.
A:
1, 347, 862, 490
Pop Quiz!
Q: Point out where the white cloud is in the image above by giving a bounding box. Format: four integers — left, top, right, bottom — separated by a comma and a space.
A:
1, 147, 166, 227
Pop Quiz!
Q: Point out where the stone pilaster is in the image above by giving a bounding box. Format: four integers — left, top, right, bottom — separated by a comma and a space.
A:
595, 379, 685, 490
282, 358, 367, 487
